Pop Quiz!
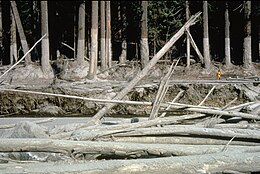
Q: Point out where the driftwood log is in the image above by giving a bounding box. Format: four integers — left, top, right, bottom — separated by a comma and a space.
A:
0, 151, 260, 173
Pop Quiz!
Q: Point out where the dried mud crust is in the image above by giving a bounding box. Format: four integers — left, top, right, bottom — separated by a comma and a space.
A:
0, 62, 259, 116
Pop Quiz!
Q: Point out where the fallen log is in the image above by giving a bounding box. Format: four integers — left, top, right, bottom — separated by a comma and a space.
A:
0, 138, 259, 159
1, 151, 260, 173
70, 114, 206, 140
98, 136, 260, 146
85, 12, 202, 127
100, 125, 260, 141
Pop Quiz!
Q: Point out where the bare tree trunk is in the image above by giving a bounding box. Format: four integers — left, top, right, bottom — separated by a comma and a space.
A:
185, 0, 191, 68
225, 1, 232, 67
10, 1, 31, 63
106, 1, 112, 68
41, 1, 53, 78
203, 1, 211, 69
77, 2, 85, 63
10, 9, 17, 64
119, 2, 127, 64
140, 1, 149, 69
87, 1, 98, 80
243, 0, 252, 69
100, 1, 106, 71
0, 0, 2, 54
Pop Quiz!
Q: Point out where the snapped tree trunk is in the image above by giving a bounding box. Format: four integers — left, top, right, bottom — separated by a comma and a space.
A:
185, 0, 191, 68
10, 9, 17, 65
87, 1, 98, 80
203, 1, 211, 69
10, 1, 31, 63
243, 0, 252, 69
100, 1, 106, 71
140, 1, 149, 69
83, 12, 202, 127
225, 1, 232, 66
77, 2, 85, 64
40, 1, 53, 78
106, 1, 112, 68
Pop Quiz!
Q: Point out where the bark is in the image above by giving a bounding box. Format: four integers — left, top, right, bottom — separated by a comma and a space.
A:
84, 12, 202, 127
140, 1, 149, 69
0, 138, 259, 159
10, 9, 17, 64
243, 0, 252, 69
100, 1, 106, 71
185, 0, 191, 68
87, 1, 98, 80
40, 1, 53, 78
76, 2, 85, 63
10, 1, 31, 63
106, 1, 112, 68
203, 1, 211, 69
1, 152, 260, 174
225, 1, 232, 66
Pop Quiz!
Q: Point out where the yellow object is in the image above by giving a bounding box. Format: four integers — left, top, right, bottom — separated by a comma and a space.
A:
217, 69, 221, 79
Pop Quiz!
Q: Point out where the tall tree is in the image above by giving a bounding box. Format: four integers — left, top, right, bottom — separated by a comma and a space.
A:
41, 1, 53, 77
185, 0, 191, 68
140, 1, 149, 69
118, 1, 127, 64
87, 1, 98, 80
243, 0, 252, 69
100, 1, 106, 71
0, 0, 2, 57
203, 1, 211, 69
10, 9, 17, 64
77, 2, 85, 63
10, 1, 31, 63
225, 1, 232, 67
106, 1, 112, 68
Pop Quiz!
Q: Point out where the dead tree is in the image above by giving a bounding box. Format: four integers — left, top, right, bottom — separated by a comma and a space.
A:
87, 1, 98, 80
40, 1, 53, 78
243, 0, 252, 69
84, 12, 202, 127
100, 1, 106, 71
225, 1, 232, 67
185, 0, 191, 68
203, 1, 211, 69
106, 1, 112, 68
77, 2, 85, 64
140, 1, 149, 69
10, 1, 31, 63
10, 8, 17, 64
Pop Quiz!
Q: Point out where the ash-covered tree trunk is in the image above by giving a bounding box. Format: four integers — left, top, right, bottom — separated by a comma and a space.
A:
243, 0, 252, 69
106, 1, 112, 68
203, 1, 211, 69
100, 1, 106, 71
225, 1, 232, 67
0, 0, 2, 60
10, 1, 31, 63
10, 9, 17, 64
40, 1, 53, 78
140, 1, 149, 69
87, 1, 98, 80
185, 0, 190, 68
119, 1, 127, 64
77, 2, 85, 64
